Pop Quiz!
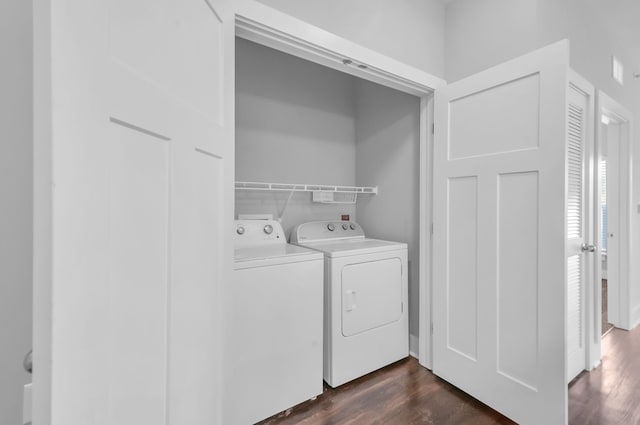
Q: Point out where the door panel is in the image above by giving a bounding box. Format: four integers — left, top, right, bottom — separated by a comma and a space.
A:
446, 176, 478, 360
449, 73, 540, 159
108, 123, 170, 424
497, 171, 539, 388
34, 0, 233, 423
433, 41, 570, 425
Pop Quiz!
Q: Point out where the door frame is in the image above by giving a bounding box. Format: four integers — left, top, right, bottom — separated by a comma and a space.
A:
233, 0, 444, 368
590, 91, 633, 361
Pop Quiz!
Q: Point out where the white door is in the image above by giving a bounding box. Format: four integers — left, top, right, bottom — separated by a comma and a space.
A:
433, 41, 571, 424
565, 74, 595, 383
32, 0, 234, 424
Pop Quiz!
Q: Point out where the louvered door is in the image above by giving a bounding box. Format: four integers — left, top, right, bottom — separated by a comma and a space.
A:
566, 79, 595, 383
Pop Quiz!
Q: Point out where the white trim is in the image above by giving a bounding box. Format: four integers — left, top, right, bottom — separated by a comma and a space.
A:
234, 0, 445, 96
409, 334, 419, 358
32, 0, 53, 420
234, 0, 445, 371
594, 91, 633, 346
418, 96, 435, 370
632, 305, 640, 329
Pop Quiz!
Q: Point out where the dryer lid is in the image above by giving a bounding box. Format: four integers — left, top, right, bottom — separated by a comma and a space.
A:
234, 244, 323, 269
299, 238, 407, 258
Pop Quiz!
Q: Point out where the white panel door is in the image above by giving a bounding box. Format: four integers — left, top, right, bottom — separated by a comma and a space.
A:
32, 0, 234, 424
433, 41, 570, 425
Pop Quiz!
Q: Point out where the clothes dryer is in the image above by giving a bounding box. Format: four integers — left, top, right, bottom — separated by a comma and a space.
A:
291, 220, 408, 387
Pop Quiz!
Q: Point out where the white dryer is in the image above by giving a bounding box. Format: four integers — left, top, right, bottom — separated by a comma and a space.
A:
291, 220, 408, 388
226, 220, 324, 425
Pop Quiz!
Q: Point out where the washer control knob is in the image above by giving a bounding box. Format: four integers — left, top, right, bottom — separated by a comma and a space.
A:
342, 224, 348, 230
263, 224, 274, 235
236, 226, 245, 235
327, 223, 335, 231
350, 224, 356, 230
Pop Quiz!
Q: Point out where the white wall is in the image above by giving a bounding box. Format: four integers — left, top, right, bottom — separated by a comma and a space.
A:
354, 80, 421, 347
445, 0, 640, 327
256, 0, 445, 77
444, 0, 537, 82
235, 38, 358, 236
0, 0, 33, 423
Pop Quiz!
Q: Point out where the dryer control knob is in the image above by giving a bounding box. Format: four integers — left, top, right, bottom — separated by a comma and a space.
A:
236, 226, 245, 235
342, 224, 348, 230
350, 224, 356, 230
263, 224, 274, 235
327, 223, 335, 231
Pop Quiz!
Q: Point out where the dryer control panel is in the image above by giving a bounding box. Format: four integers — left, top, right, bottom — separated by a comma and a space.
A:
290, 220, 365, 243
234, 219, 286, 249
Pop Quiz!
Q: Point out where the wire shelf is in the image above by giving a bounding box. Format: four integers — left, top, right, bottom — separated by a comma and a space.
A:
234, 181, 378, 195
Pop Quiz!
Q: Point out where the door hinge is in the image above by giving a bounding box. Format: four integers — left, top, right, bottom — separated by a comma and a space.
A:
431, 123, 435, 134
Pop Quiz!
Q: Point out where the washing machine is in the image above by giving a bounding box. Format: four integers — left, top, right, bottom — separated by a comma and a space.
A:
290, 220, 408, 388
226, 220, 324, 425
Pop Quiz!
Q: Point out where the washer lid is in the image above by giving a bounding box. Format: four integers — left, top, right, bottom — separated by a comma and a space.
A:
298, 238, 407, 258
234, 244, 323, 269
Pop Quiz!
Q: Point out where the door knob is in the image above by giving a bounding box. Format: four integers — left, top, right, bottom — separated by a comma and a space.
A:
581, 243, 596, 253
23, 349, 32, 374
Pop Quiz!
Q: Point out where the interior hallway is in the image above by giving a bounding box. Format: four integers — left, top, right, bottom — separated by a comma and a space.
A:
259, 326, 640, 424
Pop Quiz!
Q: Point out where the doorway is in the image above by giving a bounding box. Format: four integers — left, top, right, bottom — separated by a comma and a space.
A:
598, 115, 617, 336
597, 98, 632, 332
586, 90, 633, 369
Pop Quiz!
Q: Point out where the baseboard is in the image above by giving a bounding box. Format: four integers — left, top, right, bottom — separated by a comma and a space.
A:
409, 334, 419, 359
631, 304, 640, 330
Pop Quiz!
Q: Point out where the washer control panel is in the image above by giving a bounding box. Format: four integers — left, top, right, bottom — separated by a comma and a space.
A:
234, 219, 285, 248
291, 220, 365, 243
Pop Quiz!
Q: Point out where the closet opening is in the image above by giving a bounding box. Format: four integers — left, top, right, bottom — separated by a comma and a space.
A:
228, 36, 428, 424
234, 36, 422, 347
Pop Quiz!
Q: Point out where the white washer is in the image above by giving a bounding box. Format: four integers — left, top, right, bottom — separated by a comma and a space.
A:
291, 220, 408, 388
227, 220, 323, 425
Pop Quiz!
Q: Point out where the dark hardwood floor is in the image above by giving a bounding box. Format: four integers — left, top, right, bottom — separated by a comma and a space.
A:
258, 326, 640, 425
569, 326, 640, 424
258, 358, 514, 425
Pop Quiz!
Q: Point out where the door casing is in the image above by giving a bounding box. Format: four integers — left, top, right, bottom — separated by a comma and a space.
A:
588, 91, 634, 367
234, 0, 443, 368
